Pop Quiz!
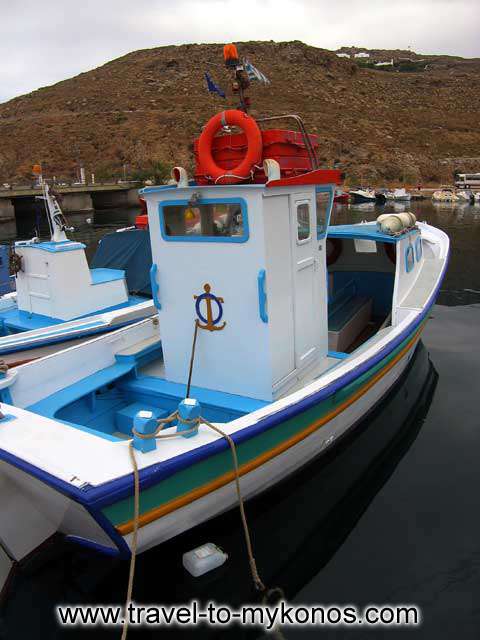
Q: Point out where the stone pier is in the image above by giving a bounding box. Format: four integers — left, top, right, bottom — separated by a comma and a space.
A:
0, 198, 15, 222
61, 192, 93, 213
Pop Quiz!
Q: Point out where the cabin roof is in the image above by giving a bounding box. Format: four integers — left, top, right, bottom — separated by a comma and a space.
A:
327, 222, 419, 244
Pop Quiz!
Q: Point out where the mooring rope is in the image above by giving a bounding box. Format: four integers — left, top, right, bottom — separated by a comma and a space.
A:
121, 410, 278, 639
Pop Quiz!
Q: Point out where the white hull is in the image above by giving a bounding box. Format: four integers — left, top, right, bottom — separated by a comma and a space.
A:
125, 340, 417, 554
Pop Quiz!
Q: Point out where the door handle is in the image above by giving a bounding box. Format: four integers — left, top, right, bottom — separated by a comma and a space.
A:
257, 269, 268, 323
149, 264, 161, 310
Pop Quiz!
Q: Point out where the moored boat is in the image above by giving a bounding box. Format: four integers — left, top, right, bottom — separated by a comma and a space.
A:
386, 188, 411, 202
349, 187, 376, 203
432, 188, 459, 202
0, 45, 449, 595
0, 185, 155, 365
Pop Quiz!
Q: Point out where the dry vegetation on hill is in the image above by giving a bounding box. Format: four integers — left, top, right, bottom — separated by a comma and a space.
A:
1, 40, 480, 186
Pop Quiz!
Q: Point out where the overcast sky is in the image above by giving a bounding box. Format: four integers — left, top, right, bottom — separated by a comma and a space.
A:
1, 0, 478, 103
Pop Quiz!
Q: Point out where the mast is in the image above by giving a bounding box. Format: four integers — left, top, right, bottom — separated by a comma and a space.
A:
39, 183, 69, 243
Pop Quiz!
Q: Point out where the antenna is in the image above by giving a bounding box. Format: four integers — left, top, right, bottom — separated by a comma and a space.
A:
37, 183, 71, 243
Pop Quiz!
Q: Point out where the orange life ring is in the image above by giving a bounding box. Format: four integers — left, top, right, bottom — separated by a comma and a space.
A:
198, 110, 263, 184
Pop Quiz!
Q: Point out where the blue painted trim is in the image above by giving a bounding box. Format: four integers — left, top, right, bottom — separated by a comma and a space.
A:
405, 245, 415, 273
328, 224, 420, 245
90, 268, 125, 285
139, 184, 178, 195
15, 241, 86, 253
65, 535, 122, 557
158, 198, 249, 243
315, 185, 334, 239
0, 445, 130, 556
415, 236, 423, 262
257, 269, 268, 323
0, 247, 449, 517
149, 264, 161, 310
328, 350, 349, 360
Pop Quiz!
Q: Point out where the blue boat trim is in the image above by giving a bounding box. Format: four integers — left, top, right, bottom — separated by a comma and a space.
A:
90, 268, 125, 285
149, 264, 161, 310
328, 223, 420, 244
257, 269, 268, 323
15, 241, 86, 253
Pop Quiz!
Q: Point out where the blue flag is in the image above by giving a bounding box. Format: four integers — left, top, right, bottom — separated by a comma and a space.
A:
204, 72, 226, 98
243, 59, 270, 85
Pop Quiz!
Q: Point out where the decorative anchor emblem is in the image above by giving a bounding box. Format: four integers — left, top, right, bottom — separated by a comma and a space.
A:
194, 283, 226, 332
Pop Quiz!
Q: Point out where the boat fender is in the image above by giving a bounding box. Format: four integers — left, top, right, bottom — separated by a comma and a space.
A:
197, 109, 262, 184
171, 166, 189, 187
396, 213, 414, 228
380, 215, 404, 234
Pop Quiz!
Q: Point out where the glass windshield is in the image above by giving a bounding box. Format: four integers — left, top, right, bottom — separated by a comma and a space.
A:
316, 190, 331, 238
162, 201, 246, 240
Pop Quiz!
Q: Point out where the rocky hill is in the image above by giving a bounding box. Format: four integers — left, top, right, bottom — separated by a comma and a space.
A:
1, 40, 480, 186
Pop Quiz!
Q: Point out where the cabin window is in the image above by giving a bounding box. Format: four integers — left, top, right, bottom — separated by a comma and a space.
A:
315, 189, 332, 239
297, 203, 311, 242
160, 198, 248, 243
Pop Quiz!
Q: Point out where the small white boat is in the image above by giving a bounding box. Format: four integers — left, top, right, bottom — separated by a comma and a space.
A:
349, 188, 376, 203
0, 184, 155, 365
432, 188, 459, 202
386, 188, 411, 202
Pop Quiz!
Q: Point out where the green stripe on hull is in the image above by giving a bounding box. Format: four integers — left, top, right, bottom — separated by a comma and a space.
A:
102, 324, 424, 527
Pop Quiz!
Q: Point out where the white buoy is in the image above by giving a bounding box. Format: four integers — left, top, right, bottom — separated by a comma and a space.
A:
396, 212, 413, 228
182, 543, 228, 577
406, 211, 417, 226
380, 215, 404, 234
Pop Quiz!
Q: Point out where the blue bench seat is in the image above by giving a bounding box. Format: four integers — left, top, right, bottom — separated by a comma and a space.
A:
90, 268, 125, 285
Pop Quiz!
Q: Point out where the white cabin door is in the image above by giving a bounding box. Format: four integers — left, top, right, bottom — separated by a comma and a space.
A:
290, 194, 321, 369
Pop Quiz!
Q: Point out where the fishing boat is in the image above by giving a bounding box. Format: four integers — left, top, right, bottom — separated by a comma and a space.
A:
0, 48, 449, 595
0, 184, 155, 366
432, 188, 459, 202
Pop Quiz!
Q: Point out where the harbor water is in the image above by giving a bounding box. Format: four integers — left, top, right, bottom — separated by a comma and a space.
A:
0, 199, 479, 639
